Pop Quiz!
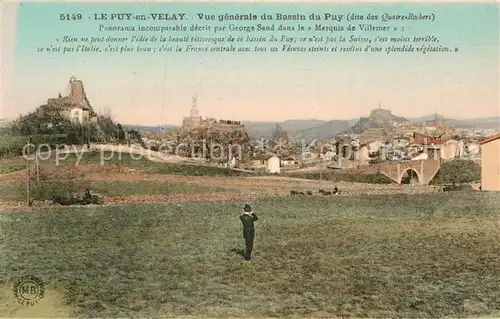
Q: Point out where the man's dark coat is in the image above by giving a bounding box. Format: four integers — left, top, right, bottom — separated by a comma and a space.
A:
240, 212, 258, 260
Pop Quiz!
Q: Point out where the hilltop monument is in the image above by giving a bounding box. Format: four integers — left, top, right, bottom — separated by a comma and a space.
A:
181, 95, 203, 132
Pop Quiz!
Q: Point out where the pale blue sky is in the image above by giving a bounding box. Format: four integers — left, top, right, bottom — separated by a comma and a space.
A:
6, 2, 499, 125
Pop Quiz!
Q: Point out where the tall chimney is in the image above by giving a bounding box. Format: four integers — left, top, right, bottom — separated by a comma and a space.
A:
69, 76, 85, 105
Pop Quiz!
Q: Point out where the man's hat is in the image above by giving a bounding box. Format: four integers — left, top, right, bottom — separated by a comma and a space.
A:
243, 204, 252, 212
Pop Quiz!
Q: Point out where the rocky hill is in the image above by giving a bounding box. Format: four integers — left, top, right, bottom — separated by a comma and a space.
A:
273, 124, 289, 141
176, 126, 253, 162
350, 109, 410, 134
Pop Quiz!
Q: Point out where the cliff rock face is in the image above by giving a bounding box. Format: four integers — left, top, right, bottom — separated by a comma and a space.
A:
177, 126, 253, 162
273, 124, 289, 141
351, 108, 409, 134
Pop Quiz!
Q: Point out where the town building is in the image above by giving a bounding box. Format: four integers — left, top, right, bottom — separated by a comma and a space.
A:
479, 133, 500, 191
465, 142, 480, 158
393, 120, 454, 138
412, 132, 446, 145
37, 76, 97, 124
280, 156, 296, 167
267, 155, 281, 173
228, 156, 237, 169
251, 154, 281, 173
440, 139, 465, 159
360, 128, 386, 146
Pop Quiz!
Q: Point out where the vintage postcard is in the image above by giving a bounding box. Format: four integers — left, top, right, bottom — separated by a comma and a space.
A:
0, 0, 499, 317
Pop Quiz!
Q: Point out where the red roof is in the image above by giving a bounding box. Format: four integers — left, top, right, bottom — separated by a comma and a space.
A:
412, 132, 446, 145
430, 140, 446, 145
479, 133, 500, 145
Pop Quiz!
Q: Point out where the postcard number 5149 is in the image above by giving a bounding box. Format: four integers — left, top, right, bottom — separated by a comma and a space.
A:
60, 13, 83, 20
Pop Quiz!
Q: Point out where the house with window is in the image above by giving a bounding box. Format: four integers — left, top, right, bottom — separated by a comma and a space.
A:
251, 154, 281, 173
281, 156, 296, 167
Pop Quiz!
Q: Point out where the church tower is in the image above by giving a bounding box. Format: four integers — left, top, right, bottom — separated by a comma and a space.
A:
190, 95, 199, 118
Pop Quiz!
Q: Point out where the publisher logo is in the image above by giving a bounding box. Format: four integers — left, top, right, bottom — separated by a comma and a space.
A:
13, 275, 45, 306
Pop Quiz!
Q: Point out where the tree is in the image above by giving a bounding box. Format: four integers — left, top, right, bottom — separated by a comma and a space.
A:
95, 115, 117, 141
10, 111, 72, 136
6, 106, 121, 150
116, 123, 126, 141
127, 129, 145, 147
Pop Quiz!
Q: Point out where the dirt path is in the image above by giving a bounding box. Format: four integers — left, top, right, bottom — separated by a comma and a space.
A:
0, 192, 264, 212
104, 192, 261, 205
0, 170, 25, 181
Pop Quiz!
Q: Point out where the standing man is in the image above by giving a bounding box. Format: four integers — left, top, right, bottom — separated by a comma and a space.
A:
240, 204, 258, 261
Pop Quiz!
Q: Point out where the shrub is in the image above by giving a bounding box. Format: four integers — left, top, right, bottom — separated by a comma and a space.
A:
353, 173, 393, 184
15, 180, 84, 201
431, 159, 481, 185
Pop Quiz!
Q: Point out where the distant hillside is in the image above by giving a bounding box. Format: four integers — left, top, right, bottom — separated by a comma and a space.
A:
242, 121, 277, 139
124, 120, 330, 139
280, 119, 329, 132
407, 114, 500, 130
243, 119, 328, 139
407, 114, 446, 123
350, 109, 410, 134
122, 114, 499, 141
292, 120, 351, 141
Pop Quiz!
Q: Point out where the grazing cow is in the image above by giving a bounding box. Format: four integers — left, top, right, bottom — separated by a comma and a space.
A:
297, 191, 306, 195
53, 194, 79, 206
319, 189, 325, 194
306, 190, 313, 195
290, 190, 299, 195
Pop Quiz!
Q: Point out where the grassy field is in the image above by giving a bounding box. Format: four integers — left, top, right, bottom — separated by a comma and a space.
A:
1, 192, 499, 318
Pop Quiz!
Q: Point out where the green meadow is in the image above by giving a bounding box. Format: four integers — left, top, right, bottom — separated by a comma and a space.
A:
1, 192, 499, 318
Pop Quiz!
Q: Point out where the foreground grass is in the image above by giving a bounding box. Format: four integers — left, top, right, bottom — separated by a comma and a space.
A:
1, 192, 500, 317
0, 160, 26, 174
0, 180, 231, 201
